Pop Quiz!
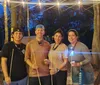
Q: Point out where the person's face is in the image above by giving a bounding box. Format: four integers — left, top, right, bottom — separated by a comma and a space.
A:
54, 32, 63, 44
12, 31, 23, 42
35, 28, 45, 38
68, 31, 78, 44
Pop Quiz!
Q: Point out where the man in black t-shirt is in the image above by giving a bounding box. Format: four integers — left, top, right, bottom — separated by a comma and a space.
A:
1, 28, 28, 85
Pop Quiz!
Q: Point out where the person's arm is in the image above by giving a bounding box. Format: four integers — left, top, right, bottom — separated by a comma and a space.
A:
58, 58, 68, 70
1, 43, 11, 85
72, 44, 92, 67
50, 53, 68, 74
25, 59, 38, 69
25, 43, 38, 69
79, 44, 92, 66
58, 45, 68, 70
1, 57, 11, 85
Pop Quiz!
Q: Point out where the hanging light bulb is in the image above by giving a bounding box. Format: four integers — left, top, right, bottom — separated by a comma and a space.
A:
22, 0, 25, 7
38, 2, 42, 9
57, 1, 60, 7
78, 0, 81, 5
77, 0, 82, 9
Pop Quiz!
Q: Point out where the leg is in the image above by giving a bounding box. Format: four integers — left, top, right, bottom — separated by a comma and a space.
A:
41, 75, 51, 85
29, 77, 39, 85
52, 74, 57, 85
56, 70, 67, 85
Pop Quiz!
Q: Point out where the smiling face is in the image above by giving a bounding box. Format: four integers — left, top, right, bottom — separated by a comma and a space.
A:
35, 28, 45, 38
12, 31, 23, 43
54, 32, 63, 44
68, 31, 78, 44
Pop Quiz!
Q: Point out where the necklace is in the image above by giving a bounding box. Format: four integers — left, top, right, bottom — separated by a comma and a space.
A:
15, 44, 21, 50
37, 40, 44, 46
52, 43, 60, 50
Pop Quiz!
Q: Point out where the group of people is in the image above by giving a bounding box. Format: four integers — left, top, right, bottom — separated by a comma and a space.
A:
0, 24, 94, 85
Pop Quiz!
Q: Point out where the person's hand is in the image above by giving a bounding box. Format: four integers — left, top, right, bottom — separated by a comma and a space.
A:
5, 76, 11, 85
71, 61, 80, 67
44, 59, 50, 65
50, 68, 58, 75
50, 69, 55, 75
76, 62, 81, 67
71, 61, 75, 66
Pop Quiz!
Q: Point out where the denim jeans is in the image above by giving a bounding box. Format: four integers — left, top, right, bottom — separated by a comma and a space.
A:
4, 76, 28, 85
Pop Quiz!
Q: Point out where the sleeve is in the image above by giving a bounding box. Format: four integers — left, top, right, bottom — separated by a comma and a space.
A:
80, 44, 92, 65
62, 44, 68, 58
1, 44, 9, 58
25, 43, 31, 61
63, 49, 68, 58
48, 44, 54, 69
47, 42, 51, 51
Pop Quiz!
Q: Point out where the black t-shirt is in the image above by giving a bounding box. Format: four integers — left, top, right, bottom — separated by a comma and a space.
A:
1, 41, 27, 81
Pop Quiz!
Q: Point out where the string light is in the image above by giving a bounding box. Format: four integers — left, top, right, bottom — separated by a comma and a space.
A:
0, 0, 100, 5
78, 0, 82, 8
57, 1, 60, 7
22, 0, 25, 7
78, 0, 81, 5
38, 2, 42, 9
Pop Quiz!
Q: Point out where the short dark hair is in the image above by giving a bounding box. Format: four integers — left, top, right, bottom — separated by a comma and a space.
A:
67, 29, 79, 37
12, 28, 24, 34
54, 28, 64, 37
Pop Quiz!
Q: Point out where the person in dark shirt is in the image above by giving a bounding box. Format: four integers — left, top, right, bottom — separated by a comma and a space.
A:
1, 28, 28, 85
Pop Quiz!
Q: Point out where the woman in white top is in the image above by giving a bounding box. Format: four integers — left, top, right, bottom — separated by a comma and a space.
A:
45, 29, 68, 85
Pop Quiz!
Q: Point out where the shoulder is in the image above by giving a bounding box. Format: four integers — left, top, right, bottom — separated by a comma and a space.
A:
1, 42, 14, 58
61, 43, 67, 48
2, 41, 14, 49
51, 43, 55, 46
44, 40, 50, 46
77, 42, 89, 51
5, 41, 13, 46
60, 43, 67, 50
78, 42, 88, 48
43, 40, 51, 50
26, 39, 35, 46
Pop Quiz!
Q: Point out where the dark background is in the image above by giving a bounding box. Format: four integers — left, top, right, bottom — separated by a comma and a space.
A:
0, 4, 94, 50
